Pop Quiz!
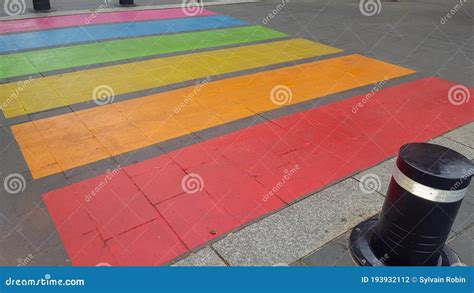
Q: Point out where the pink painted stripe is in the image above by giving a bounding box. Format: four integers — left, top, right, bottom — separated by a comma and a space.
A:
0, 8, 216, 34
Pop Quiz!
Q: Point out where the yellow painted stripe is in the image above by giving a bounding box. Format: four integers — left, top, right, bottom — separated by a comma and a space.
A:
0, 39, 341, 118
12, 54, 415, 178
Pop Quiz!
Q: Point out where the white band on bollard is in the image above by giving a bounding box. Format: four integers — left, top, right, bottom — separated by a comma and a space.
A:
392, 165, 467, 203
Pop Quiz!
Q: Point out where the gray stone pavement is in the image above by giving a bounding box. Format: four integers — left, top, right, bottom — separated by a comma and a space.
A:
0, 0, 472, 266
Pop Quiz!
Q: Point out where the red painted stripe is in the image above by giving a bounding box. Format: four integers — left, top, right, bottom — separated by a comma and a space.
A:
0, 8, 215, 34
43, 77, 474, 266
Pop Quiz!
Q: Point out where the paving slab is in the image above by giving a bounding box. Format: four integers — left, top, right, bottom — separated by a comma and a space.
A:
447, 225, 474, 266
464, 170, 474, 206
172, 247, 227, 266
0, 194, 22, 238
451, 197, 474, 235
298, 232, 355, 266
0, 127, 30, 174
0, 172, 67, 248
0, 232, 35, 266
429, 135, 474, 160
444, 122, 474, 149
212, 178, 383, 266
27, 244, 70, 266
12, 204, 64, 250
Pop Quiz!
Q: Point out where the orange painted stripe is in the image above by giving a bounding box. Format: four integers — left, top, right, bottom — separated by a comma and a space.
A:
0, 39, 340, 118
12, 54, 415, 178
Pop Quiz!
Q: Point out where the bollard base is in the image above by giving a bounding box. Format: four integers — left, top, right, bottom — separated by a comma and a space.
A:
349, 218, 462, 266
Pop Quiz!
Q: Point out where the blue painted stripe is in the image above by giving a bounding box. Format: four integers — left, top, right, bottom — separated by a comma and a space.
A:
0, 15, 247, 53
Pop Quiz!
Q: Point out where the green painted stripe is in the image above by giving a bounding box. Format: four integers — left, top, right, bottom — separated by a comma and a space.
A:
0, 26, 288, 79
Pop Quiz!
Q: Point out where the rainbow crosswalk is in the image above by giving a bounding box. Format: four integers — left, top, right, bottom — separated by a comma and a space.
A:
12, 54, 413, 178
2, 8, 472, 266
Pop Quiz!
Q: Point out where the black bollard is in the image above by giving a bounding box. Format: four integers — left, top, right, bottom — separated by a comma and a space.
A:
32, 0, 55, 12
350, 142, 473, 266
116, 0, 138, 7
